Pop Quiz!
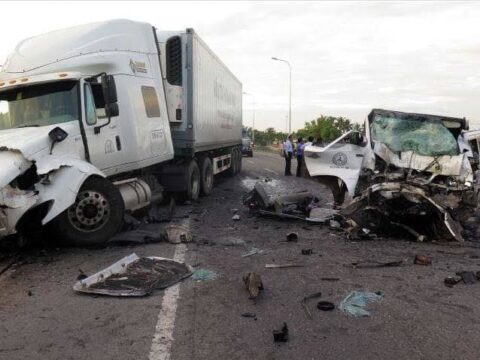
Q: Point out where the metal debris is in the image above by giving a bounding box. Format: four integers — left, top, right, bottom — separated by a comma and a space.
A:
73, 253, 193, 297
273, 323, 289, 343
286, 232, 298, 242
164, 224, 193, 244
232, 214, 241, 221
265, 263, 304, 269
414, 255, 432, 266
243, 272, 263, 300
301, 292, 322, 319
241, 248, 265, 257
349, 260, 404, 269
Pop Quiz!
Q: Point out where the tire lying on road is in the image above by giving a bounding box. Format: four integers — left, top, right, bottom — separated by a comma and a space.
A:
50, 176, 125, 246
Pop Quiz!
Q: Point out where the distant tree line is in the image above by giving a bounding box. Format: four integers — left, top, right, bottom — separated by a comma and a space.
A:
244, 115, 364, 145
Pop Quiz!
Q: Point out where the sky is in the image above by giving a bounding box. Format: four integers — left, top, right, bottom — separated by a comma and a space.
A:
1, 1, 480, 131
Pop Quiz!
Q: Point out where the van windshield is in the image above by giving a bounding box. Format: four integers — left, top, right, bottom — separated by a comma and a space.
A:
0, 81, 79, 130
371, 114, 459, 156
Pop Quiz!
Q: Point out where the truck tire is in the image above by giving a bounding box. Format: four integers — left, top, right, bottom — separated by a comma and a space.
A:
186, 159, 201, 200
200, 157, 214, 196
236, 148, 243, 173
228, 148, 238, 176
51, 176, 124, 246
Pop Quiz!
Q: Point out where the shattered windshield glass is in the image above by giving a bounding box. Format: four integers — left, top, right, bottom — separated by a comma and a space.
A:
0, 80, 79, 130
371, 114, 459, 156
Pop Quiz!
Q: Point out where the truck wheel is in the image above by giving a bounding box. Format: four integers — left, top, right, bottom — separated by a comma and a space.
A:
51, 176, 124, 246
186, 159, 201, 200
200, 157, 214, 195
236, 148, 243, 173
228, 148, 238, 176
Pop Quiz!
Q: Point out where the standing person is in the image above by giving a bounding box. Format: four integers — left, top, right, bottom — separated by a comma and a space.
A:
296, 137, 304, 177
283, 135, 293, 176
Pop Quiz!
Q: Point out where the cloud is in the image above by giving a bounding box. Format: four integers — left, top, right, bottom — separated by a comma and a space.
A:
1, 1, 480, 129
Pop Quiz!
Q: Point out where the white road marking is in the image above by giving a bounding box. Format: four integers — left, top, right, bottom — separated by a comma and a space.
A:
264, 168, 279, 175
149, 219, 189, 360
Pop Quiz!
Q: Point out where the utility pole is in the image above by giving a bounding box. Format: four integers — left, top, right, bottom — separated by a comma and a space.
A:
243, 92, 255, 144
272, 57, 292, 134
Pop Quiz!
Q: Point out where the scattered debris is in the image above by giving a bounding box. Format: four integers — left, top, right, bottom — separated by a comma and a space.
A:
286, 232, 298, 242
241, 312, 257, 319
73, 253, 193, 297
265, 263, 304, 269
219, 237, 246, 247
328, 220, 341, 229
232, 214, 241, 221
164, 224, 193, 244
77, 269, 88, 281
457, 271, 476, 285
273, 323, 289, 343
301, 292, 322, 318
339, 291, 384, 317
108, 228, 163, 245
321, 277, 340, 282
243, 272, 264, 299
444, 276, 462, 287
191, 268, 217, 281
349, 260, 403, 269
231, 208, 239, 213
242, 248, 265, 258
317, 301, 335, 311
301, 249, 313, 255
244, 182, 335, 223
414, 255, 432, 266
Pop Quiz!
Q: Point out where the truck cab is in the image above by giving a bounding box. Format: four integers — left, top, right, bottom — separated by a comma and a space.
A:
0, 19, 242, 245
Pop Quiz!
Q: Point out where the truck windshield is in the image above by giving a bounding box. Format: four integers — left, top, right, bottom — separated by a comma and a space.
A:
0, 80, 79, 130
371, 114, 459, 156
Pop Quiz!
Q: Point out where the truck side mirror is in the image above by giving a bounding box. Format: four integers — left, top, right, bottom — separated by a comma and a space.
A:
101, 74, 117, 104
48, 127, 68, 154
105, 102, 119, 118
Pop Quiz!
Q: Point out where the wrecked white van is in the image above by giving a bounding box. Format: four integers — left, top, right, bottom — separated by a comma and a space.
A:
304, 109, 480, 242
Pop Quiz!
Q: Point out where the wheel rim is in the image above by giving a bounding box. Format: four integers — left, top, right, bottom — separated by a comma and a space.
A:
68, 190, 110, 233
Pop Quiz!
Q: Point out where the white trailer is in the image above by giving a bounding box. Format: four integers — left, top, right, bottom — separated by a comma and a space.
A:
0, 19, 243, 245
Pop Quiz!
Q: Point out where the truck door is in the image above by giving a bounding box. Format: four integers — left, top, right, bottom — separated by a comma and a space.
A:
82, 82, 123, 174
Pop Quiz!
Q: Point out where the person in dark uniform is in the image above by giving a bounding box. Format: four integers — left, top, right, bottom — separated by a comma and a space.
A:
296, 137, 304, 177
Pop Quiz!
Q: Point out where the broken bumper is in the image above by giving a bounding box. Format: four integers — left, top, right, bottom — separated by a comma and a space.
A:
0, 186, 38, 238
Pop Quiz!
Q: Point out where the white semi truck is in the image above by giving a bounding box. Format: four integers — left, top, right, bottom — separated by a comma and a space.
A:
0, 19, 243, 245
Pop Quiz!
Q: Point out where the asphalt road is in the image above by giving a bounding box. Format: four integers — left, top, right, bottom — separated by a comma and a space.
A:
2, 151, 480, 360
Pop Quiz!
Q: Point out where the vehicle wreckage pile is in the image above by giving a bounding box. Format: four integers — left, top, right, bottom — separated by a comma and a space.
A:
248, 109, 480, 243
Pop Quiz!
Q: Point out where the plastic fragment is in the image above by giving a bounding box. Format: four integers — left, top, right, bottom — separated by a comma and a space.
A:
339, 291, 383, 317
